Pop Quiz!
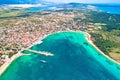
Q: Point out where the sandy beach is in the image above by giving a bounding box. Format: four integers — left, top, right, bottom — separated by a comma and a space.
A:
0, 49, 32, 76
85, 32, 120, 66
0, 51, 23, 76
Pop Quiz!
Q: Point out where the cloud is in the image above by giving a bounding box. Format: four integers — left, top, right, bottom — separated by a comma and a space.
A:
8, 4, 43, 8
87, 5, 97, 10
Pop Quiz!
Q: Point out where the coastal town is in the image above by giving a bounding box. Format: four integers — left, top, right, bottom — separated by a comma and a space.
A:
0, 7, 120, 68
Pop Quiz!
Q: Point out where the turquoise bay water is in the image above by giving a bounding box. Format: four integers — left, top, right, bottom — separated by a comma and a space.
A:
0, 32, 120, 80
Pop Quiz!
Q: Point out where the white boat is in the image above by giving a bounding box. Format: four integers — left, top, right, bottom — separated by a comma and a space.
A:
40, 60, 47, 63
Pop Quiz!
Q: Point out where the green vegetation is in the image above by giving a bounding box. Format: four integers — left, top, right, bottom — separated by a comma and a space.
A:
90, 30, 120, 56
85, 11, 120, 31
9, 52, 15, 58
0, 9, 29, 18
94, 23, 106, 26
5, 47, 11, 50
90, 33, 118, 55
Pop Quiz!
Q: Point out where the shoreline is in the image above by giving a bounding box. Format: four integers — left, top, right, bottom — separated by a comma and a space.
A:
85, 32, 120, 66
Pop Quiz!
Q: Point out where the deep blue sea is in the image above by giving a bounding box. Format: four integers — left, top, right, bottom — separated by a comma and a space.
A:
92, 4, 120, 14
0, 32, 120, 80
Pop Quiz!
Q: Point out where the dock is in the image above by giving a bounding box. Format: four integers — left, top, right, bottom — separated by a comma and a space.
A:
24, 49, 54, 56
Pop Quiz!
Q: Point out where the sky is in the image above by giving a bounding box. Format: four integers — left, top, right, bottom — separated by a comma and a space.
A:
0, 0, 120, 4
46, 0, 120, 3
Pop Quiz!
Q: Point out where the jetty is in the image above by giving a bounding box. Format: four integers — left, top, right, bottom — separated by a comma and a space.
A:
24, 49, 54, 56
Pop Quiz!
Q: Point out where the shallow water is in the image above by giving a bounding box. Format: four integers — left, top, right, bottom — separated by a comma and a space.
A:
0, 32, 120, 80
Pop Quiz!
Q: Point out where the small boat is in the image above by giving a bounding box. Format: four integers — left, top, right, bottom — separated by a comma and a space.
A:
40, 60, 47, 63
